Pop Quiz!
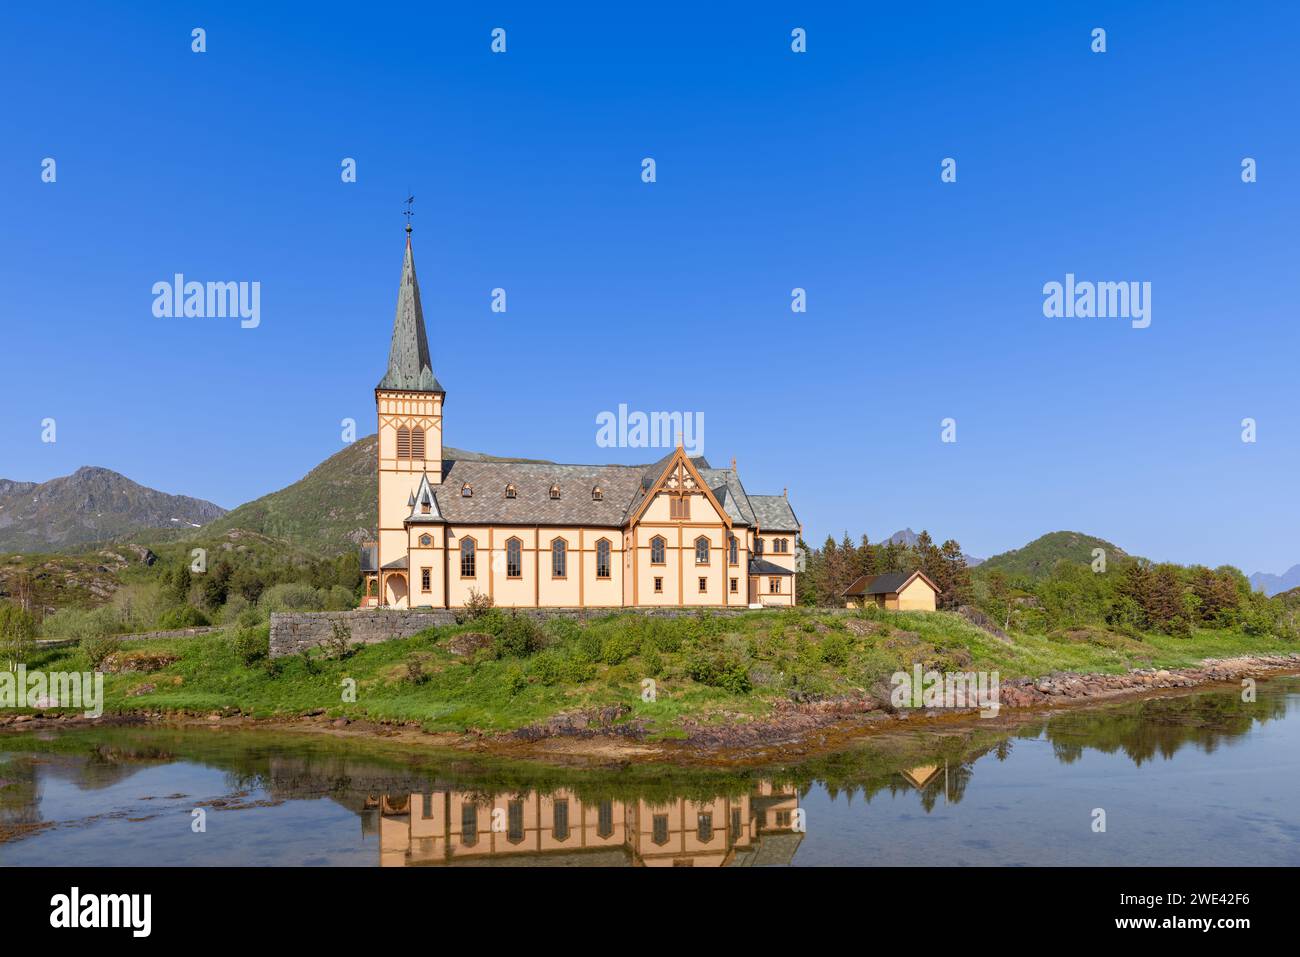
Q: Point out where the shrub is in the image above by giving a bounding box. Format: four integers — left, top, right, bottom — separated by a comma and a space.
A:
42, 606, 121, 641
322, 619, 355, 660
81, 633, 122, 671
462, 589, 495, 621
233, 625, 270, 665
404, 653, 433, 685
323, 585, 358, 611
599, 631, 640, 665
818, 634, 850, 666
685, 648, 752, 695
156, 605, 211, 630
0, 601, 38, 668
642, 647, 664, 678
259, 583, 324, 613
504, 664, 527, 696
493, 614, 544, 658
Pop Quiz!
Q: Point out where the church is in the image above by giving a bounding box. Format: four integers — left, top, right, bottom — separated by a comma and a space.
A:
361, 226, 800, 610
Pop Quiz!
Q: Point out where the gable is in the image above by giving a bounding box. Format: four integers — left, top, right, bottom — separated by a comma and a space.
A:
626, 447, 732, 529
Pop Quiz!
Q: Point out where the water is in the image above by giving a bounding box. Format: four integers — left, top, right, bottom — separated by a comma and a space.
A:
3, 677, 1299, 866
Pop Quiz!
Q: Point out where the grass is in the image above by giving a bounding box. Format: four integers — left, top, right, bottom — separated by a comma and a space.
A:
14, 606, 1300, 736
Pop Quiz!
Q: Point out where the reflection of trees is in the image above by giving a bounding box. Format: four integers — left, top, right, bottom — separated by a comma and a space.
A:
0, 757, 41, 827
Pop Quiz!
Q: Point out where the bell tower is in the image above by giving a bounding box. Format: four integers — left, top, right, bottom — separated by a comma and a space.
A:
375, 220, 445, 600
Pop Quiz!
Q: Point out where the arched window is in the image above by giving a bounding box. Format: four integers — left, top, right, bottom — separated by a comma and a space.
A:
396, 426, 411, 459
460, 538, 476, 578
461, 483, 473, 498
596, 538, 611, 579
754, 537, 764, 556
418, 533, 433, 547
551, 538, 567, 578
592, 486, 603, 501
504, 484, 517, 499
461, 804, 478, 847
695, 536, 709, 564
650, 536, 666, 565
549, 484, 561, 500
410, 427, 425, 459
506, 538, 522, 578
728, 534, 738, 565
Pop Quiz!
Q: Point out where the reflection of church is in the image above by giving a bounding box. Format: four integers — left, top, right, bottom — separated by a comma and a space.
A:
369, 781, 803, 867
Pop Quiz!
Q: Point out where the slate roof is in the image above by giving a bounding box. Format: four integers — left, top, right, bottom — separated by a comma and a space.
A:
749, 557, 794, 576
841, 570, 940, 597
749, 494, 799, 532
378, 235, 444, 394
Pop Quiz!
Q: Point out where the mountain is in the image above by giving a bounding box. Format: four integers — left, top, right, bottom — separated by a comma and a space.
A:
976, 530, 1130, 581
1249, 565, 1300, 597
0, 467, 227, 553
883, 528, 983, 567
200, 436, 552, 554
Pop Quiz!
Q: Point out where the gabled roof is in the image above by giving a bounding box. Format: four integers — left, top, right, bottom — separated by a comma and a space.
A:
378, 234, 444, 394
749, 495, 799, 532
436, 459, 645, 526
405, 473, 445, 524
841, 570, 940, 597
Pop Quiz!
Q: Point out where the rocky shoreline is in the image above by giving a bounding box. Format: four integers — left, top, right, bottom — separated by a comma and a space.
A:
2, 653, 1298, 765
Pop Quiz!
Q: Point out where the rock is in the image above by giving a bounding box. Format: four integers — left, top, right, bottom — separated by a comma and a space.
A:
447, 631, 494, 656
126, 683, 156, 697
103, 651, 180, 674
332, 718, 350, 728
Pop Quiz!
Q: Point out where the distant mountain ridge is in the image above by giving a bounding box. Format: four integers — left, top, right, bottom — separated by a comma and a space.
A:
883, 527, 983, 567
0, 466, 227, 553
1249, 565, 1300, 597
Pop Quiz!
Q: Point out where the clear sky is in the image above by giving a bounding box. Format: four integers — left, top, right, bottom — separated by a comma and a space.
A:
3, 2, 1297, 573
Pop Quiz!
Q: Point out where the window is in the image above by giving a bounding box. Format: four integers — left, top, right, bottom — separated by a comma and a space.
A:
552, 538, 567, 578
773, 537, 789, 553
597, 800, 614, 839
670, 496, 690, 519
698, 576, 707, 594
396, 426, 410, 458
754, 537, 764, 556
460, 538, 476, 577
418, 533, 432, 547
698, 812, 713, 842
650, 536, 666, 565
730, 808, 742, 841
592, 486, 603, 501
460, 483, 472, 497
769, 576, 781, 594
553, 799, 570, 842
506, 538, 522, 578
695, 536, 709, 564
728, 534, 738, 565
652, 814, 669, 846
420, 567, 431, 592
410, 428, 425, 458
549, 484, 561, 500
504, 484, 516, 499
596, 539, 611, 579
461, 804, 478, 846
775, 810, 792, 828
507, 800, 524, 844
730, 577, 738, 594
653, 576, 663, 594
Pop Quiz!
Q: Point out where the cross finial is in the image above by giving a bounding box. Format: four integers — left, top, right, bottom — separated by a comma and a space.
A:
403, 195, 415, 234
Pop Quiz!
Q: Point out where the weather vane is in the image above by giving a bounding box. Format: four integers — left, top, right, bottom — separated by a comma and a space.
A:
403, 194, 415, 232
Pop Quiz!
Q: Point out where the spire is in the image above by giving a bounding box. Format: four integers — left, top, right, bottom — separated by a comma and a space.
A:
378, 227, 443, 394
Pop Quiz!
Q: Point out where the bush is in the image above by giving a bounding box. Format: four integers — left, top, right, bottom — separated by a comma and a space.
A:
504, 664, 527, 696
156, 605, 211, 630
404, 653, 433, 685
599, 631, 640, 665
818, 634, 850, 666
323, 585, 358, 611
492, 614, 544, 658
42, 606, 121, 641
322, 619, 355, 660
233, 625, 270, 665
642, 647, 664, 678
462, 589, 495, 621
685, 648, 752, 694
259, 583, 324, 613
81, 633, 122, 671
0, 601, 38, 667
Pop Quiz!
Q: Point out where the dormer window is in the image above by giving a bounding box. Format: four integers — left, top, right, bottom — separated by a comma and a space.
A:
505, 484, 517, 499
461, 483, 473, 498
420, 496, 431, 515
592, 486, 603, 501
549, 484, 561, 500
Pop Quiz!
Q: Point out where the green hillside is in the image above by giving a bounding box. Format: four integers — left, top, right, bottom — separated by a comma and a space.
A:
976, 531, 1133, 582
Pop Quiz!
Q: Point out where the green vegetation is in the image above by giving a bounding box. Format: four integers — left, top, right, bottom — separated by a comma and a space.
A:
12, 605, 1299, 736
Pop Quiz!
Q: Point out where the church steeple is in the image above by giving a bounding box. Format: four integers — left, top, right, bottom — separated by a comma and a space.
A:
378, 226, 443, 394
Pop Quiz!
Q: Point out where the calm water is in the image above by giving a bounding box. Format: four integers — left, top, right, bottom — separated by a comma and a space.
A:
3, 677, 1299, 866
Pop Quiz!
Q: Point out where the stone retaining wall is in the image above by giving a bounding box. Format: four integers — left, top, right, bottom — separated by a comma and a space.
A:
268, 605, 808, 658
269, 609, 457, 658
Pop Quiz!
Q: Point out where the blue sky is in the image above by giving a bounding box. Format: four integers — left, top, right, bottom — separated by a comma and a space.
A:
3, 2, 1297, 573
